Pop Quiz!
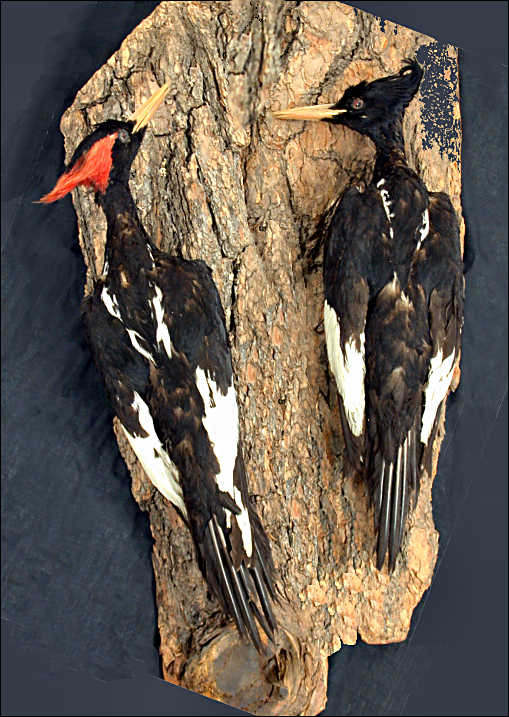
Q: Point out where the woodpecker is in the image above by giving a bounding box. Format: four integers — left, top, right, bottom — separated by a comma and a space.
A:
40, 84, 276, 650
274, 61, 464, 571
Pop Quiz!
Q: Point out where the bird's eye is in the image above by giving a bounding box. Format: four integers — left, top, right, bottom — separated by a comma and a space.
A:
351, 98, 364, 110
118, 129, 130, 144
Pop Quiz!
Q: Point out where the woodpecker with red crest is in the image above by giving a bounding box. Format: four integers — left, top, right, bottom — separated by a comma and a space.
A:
40, 85, 276, 650
274, 61, 464, 571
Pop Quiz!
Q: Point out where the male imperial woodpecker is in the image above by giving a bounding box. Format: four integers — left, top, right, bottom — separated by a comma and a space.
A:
274, 61, 464, 571
39, 84, 276, 650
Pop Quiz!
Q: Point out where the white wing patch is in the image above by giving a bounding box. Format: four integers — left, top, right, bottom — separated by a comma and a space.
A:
195, 367, 253, 557
102, 286, 156, 364
230, 486, 252, 557
420, 348, 456, 444
122, 391, 187, 517
101, 286, 122, 320
324, 300, 365, 437
126, 329, 155, 365
417, 208, 430, 250
146, 244, 155, 267
151, 284, 173, 360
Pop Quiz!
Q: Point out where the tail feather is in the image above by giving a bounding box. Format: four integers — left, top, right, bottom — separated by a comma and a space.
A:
213, 516, 264, 651
376, 461, 393, 569
409, 425, 417, 494
252, 556, 277, 634
255, 541, 277, 604
239, 563, 274, 640
204, 514, 276, 653
374, 426, 417, 571
373, 459, 385, 532
388, 440, 403, 570
397, 438, 409, 558
207, 518, 248, 639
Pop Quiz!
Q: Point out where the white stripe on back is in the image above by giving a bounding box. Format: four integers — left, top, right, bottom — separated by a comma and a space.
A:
101, 286, 122, 320
126, 329, 155, 365
151, 284, 173, 359
378, 180, 395, 240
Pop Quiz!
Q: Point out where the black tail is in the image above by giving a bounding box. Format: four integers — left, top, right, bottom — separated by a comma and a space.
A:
373, 424, 420, 571
203, 514, 276, 653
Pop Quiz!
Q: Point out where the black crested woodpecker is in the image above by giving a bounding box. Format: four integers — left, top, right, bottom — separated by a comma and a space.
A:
274, 61, 464, 571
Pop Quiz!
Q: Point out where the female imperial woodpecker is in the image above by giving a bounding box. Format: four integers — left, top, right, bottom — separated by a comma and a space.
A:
274, 61, 464, 571
39, 85, 276, 650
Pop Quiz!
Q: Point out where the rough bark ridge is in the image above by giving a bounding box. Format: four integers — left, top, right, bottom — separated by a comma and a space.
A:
60, 3, 463, 714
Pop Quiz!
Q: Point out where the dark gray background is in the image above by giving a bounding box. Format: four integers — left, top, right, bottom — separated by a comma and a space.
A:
2, 2, 507, 715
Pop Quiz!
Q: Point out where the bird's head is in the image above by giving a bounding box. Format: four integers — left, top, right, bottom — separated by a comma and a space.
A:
273, 60, 423, 147
38, 83, 169, 204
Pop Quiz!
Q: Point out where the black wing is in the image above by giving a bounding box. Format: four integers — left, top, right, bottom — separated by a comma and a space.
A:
323, 187, 383, 472
83, 258, 275, 650
325, 186, 413, 569
151, 256, 276, 648
412, 192, 464, 472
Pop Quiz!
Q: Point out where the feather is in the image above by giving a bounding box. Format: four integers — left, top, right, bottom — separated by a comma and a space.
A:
376, 461, 393, 570
39, 133, 117, 202
213, 516, 263, 651
204, 516, 276, 653
374, 458, 386, 531
207, 519, 246, 638
397, 438, 409, 558
388, 441, 403, 570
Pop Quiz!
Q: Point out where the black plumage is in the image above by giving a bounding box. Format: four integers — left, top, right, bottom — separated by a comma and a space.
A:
40, 93, 276, 650
274, 61, 464, 571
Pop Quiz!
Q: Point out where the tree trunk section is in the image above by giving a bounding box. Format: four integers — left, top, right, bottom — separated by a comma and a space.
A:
60, 2, 463, 714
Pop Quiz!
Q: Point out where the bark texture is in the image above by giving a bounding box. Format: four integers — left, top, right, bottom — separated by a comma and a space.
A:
60, 2, 463, 714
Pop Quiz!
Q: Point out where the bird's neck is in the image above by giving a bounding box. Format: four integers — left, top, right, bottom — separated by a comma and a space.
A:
369, 117, 409, 182
100, 182, 154, 269
100, 182, 140, 231
372, 140, 409, 184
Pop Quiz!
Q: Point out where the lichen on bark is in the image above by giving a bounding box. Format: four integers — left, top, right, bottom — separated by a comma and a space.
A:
60, 2, 463, 714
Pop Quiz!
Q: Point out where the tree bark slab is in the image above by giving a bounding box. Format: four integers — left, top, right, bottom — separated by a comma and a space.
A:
59, 2, 463, 714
